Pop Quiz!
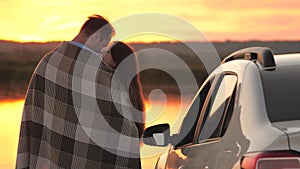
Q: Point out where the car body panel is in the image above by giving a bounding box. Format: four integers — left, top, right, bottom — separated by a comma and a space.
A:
288, 130, 300, 152
146, 52, 300, 169
239, 63, 289, 152
273, 120, 300, 152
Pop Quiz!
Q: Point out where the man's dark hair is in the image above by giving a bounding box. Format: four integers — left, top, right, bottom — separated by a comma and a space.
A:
79, 14, 115, 40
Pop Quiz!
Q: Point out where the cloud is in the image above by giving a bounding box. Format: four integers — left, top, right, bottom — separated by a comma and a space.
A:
202, 0, 300, 10
39, 16, 61, 27
1, 0, 300, 42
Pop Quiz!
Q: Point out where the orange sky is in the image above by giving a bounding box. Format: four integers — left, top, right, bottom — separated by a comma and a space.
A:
1, 0, 300, 42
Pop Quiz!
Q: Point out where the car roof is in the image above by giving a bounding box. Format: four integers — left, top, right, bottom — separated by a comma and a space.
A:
210, 49, 300, 82
274, 53, 300, 67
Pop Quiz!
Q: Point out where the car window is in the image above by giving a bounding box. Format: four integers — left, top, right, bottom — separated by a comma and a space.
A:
261, 65, 300, 122
197, 74, 237, 142
175, 77, 214, 147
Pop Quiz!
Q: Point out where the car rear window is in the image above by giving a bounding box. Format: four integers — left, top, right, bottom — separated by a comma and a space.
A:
261, 65, 300, 122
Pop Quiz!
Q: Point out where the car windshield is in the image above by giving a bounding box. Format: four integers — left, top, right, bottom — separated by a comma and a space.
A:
261, 65, 300, 122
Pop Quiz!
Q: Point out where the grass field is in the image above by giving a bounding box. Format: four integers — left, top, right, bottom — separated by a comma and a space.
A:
1, 40, 300, 99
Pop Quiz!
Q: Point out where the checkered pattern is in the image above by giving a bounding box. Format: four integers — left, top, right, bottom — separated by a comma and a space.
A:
16, 42, 142, 169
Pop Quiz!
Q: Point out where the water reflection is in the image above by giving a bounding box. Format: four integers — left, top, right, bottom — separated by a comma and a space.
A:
0, 99, 24, 169
0, 98, 190, 169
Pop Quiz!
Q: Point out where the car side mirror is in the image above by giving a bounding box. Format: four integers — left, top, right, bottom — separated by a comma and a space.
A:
143, 123, 170, 147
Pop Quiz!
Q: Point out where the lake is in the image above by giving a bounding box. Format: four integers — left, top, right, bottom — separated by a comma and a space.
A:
0, 96, 192, 169
0, 99, 24, 169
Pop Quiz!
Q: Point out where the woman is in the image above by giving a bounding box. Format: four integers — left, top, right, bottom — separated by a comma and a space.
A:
99, 41, 145, 169
104, 41, 145, 138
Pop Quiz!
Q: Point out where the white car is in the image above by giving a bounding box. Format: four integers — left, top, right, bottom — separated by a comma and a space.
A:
143, 47, 300, 169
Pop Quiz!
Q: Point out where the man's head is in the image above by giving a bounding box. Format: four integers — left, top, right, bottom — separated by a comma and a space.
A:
74, 14, 115, 53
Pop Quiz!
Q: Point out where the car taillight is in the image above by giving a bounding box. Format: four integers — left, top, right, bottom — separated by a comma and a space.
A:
241, 151, 300, 169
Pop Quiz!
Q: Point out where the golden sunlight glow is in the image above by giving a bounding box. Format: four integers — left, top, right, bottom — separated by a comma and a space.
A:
144, 98, 190, 132
120, 34, 178, 43
0, 100, 24, 169
1, 0, 300, 42
142, 98, 190, 169
0, 98, 188, 169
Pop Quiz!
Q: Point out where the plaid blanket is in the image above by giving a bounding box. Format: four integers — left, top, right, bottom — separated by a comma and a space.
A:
16, 42, 142, 169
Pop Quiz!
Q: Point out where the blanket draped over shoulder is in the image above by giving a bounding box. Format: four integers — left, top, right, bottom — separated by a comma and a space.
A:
16, 42, 141, 169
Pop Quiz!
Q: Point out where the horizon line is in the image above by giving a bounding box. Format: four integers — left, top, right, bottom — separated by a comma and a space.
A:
1, 39, 300, 44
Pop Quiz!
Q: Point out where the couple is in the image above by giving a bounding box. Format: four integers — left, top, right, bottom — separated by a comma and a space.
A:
16, 14, 145, 169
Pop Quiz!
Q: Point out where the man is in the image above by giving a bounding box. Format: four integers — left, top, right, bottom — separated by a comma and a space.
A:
16, 14, 125, 168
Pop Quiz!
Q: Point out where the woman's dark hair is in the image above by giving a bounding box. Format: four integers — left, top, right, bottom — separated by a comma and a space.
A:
110, 41, 145, 138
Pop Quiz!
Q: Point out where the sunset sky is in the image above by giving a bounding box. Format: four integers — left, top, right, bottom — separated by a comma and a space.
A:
1, 0, 300, 42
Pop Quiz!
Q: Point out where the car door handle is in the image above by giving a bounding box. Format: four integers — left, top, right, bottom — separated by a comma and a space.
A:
223, 149, 232, 153
204, 166, 209, 169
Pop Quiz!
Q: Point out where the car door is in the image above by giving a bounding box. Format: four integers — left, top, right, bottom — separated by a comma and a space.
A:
161, 75, 217, 169
181, 73, 238, 169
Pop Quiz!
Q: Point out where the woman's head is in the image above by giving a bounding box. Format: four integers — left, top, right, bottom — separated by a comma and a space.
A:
104, 41, 139, 84
108, 41, 136, 69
